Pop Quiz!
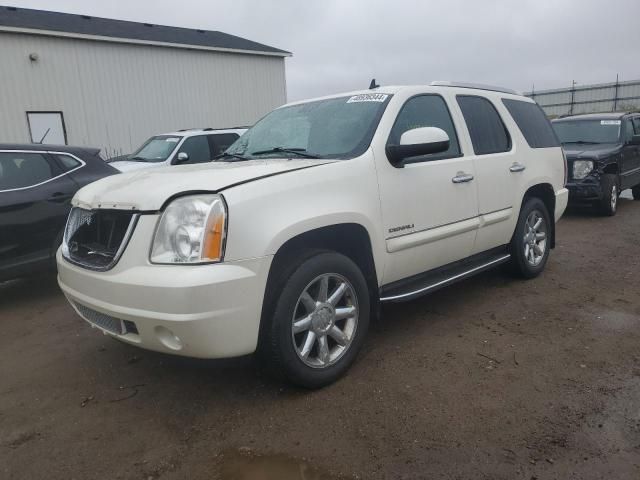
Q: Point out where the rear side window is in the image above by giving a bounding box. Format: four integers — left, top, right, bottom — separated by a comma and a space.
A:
633, 118, 640, 134
457, 95, 511, 155
0, 152, 54, 190
54, 153, 82, 172
502, 99, 560, 148
387, 94, 461, 162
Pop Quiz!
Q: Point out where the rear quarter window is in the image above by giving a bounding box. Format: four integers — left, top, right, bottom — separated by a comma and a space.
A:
502, 99, 560, 148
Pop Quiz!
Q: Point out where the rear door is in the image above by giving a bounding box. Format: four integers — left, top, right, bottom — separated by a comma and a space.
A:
0, 150, 77, 270
455, 95, 520, 254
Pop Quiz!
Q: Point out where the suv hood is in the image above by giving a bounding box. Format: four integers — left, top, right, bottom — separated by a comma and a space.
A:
73, 159, 336, 211
562, 143, 621, 160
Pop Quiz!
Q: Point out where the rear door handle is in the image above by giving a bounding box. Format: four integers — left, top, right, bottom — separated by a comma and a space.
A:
452, 172, 474, 183
509, 162, 526, 173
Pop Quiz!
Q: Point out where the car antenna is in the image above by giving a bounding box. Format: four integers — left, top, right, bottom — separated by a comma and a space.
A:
37, 128, 51, 144
369, 78, 380, 89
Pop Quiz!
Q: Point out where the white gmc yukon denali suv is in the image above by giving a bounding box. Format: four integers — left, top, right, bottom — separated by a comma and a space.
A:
58, 83, 569, 388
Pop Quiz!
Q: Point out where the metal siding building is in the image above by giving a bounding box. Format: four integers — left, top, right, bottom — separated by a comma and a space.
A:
0, 6, 289, 157
525, 79, 640, 117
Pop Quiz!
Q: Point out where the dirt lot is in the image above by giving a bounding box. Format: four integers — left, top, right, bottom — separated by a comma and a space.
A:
2, 194, 640, 480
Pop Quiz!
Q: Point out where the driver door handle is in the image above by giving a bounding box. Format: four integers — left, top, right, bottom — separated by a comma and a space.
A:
509, 162, 526, 173
452, 172, 474, 183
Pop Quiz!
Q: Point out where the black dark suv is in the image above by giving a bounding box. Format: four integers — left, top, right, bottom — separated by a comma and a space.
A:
552, 112, 640, 215
0, 144, 117, 281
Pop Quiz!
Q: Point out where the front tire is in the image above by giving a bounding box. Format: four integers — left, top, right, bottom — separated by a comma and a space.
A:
509, 197, 551, 279
261, 251, 370, 389
598, 174, 618, 216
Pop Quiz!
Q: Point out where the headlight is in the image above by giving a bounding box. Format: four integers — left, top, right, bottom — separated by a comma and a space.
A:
150, 194, 227, 264
572, 160, 594, 180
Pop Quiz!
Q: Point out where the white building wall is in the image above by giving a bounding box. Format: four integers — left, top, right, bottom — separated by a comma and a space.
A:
0, 31, 287, 156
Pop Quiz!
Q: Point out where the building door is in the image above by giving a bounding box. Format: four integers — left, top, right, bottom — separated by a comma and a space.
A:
27, 112, 67, 145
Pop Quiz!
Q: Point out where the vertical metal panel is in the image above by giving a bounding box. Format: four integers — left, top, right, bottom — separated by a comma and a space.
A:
527, 79, 640, 117
0, 32, 287, 156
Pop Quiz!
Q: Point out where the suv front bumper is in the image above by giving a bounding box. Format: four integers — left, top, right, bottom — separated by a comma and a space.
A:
566, 175, 603, 202
57, 249, 272, 359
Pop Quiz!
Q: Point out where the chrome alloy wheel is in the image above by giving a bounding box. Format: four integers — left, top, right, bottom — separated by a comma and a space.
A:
291, 273, 359, 368
523, 210, 547, 267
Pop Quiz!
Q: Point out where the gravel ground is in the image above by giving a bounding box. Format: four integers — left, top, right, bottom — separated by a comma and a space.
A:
1, 194, 639, 480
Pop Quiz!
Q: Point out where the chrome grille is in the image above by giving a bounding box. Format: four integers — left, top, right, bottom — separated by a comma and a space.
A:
74, 302, 123, 335
62, 207, 138, 271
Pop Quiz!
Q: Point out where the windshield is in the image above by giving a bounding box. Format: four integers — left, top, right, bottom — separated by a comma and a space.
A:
129, 135, 182, 162
224, 94, 392, 160
552, 120, 621, 144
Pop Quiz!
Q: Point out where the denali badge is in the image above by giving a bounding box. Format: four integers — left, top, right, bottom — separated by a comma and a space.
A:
388, 224, 414, 234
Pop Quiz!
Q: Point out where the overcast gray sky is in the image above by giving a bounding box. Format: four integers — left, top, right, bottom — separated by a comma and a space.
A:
8, 0, 640, 101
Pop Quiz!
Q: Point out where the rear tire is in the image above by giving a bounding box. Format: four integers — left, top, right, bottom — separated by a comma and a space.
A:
632, 184, 640, 201
598, 174, 618, 216
509, 197, 551, 279
260, 251, 370, 389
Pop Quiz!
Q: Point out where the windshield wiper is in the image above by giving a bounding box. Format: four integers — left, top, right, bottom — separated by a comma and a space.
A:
129, 156, 150, 162
250, 147, 321, 159
213, 152, 248, 161
562, 141, 599, 145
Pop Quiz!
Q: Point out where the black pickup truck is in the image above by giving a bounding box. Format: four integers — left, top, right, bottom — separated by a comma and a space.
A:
552, 112, 640, 215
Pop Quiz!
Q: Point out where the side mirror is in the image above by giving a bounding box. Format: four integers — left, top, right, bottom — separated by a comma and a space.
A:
175, 152, 189, 164
629, 134, 640, 146
386, 127, 450, 167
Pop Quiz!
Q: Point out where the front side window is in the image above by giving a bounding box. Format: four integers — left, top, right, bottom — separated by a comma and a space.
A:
457, 95, 511, 155
225, 94, 392, 160
502, 99, 559, 148
624, 120, 635, 142
177, 135, 212, 164
552, 119, 621, 144
129, 135, 182, 163
0, 152, 54, 190
387, 95, 461, 163
208, 133, 239, 157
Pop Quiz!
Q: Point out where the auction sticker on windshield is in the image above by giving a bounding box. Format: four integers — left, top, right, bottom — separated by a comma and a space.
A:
347, 93, 389, 103
601, 120, 621, 125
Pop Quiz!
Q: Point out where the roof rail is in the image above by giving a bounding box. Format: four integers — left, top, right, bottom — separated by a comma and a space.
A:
430, 81, 521, 95
202, 126, 251, 131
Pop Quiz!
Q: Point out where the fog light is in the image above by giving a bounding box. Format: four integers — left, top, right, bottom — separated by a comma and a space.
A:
154, 326, 183, 351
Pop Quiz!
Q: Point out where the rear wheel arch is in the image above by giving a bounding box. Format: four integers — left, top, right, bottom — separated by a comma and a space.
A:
521, 183, 556, 248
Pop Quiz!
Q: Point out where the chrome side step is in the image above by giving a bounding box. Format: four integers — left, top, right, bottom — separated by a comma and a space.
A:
379, 250, 511, 303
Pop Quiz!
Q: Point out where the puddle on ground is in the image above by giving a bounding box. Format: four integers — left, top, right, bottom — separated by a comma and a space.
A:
218, 448, 349, 480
